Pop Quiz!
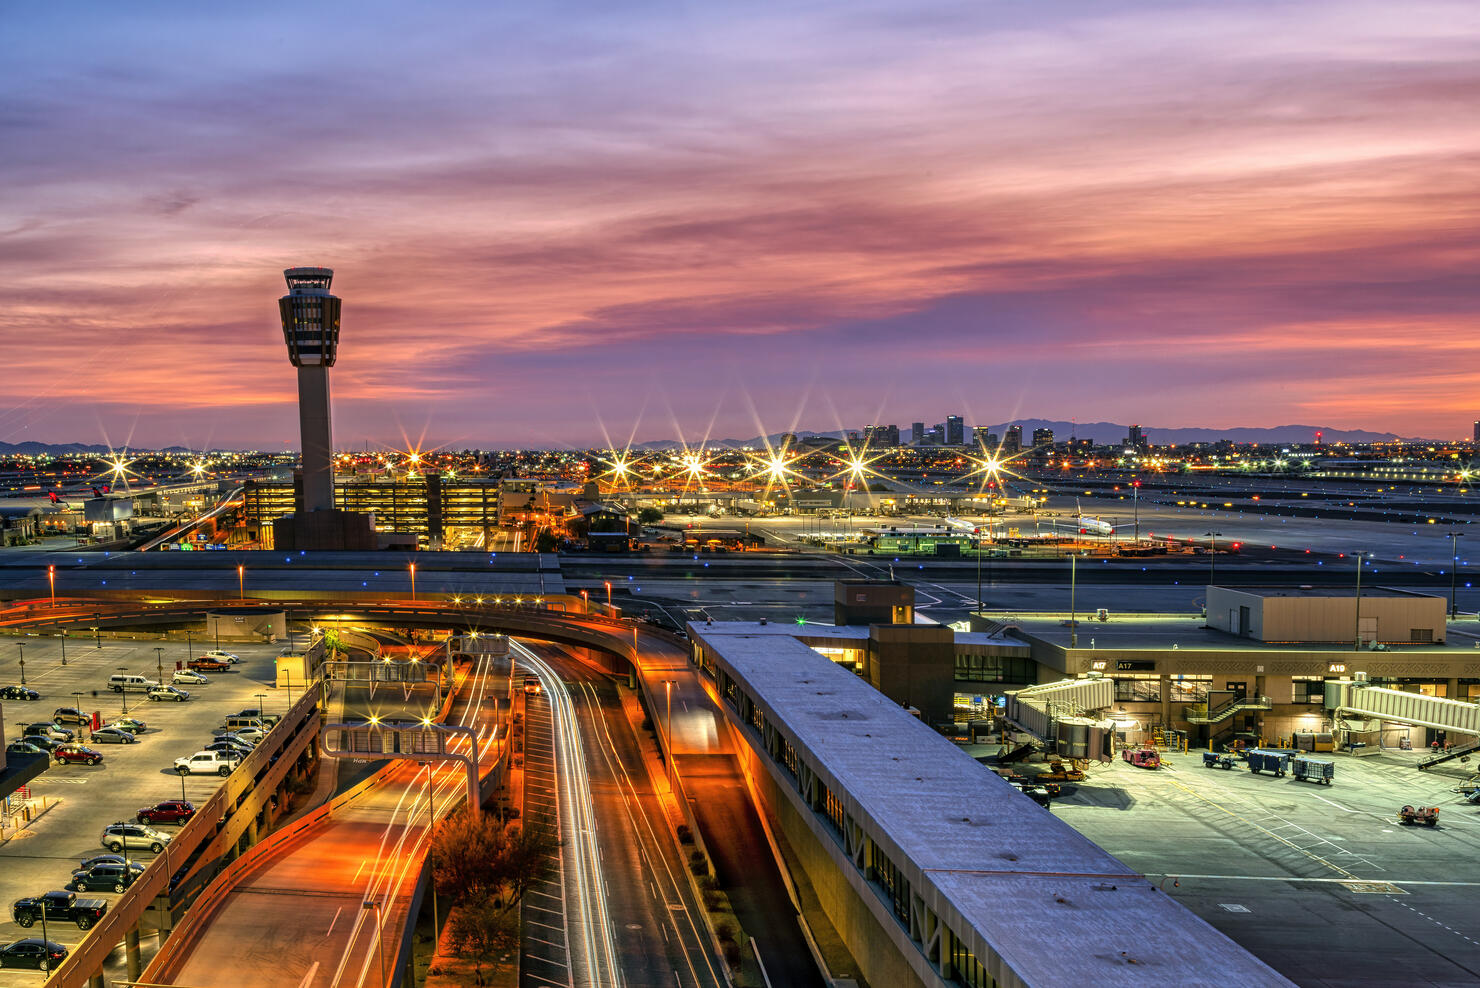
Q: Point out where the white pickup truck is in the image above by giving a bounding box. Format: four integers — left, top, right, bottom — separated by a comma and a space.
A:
173, 750, 241, 777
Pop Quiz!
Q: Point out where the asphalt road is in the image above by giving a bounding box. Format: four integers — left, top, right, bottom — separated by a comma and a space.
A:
0, 637, 291, 988
522, 643, 725, 988
1054, 749, 1480, 986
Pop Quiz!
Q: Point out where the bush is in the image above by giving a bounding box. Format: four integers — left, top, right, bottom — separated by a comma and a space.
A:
690, 858, 707, 876
722, 940, 743, 968
676, 824, 692, 844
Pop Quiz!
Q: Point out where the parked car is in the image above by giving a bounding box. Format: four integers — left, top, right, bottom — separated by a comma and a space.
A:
225, 726, 267, 746
148, 685, 190, 703
172, 669, 209, 685
0, 938, 68, 971
100, 822, 171, 854
187, 657, 231, 672
89, 727, 138, 745
229, 708, 281, 727
19, 735, 61, 754
136, 800, 195, 825
174, 750, 240, 776
52, 707, 89, 726
109, 717, 148, 735
68, 861, 140, 894
0, 686, 40, 701
11, 890, 108, 930
25, 723, 75, 743
204, 740, 254, 759
5, 740, 47, 757
202, 649, 241, 664
53, 744, 104, 766
78, 854, 133, 872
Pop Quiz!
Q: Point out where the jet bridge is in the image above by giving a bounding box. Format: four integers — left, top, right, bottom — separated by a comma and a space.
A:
1326, 679, 1480, 737
1003, 677, 1116, 760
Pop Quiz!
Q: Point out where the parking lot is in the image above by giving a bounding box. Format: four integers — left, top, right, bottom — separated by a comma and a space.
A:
1052, 748, 1480, 987
0, 636, 293, 984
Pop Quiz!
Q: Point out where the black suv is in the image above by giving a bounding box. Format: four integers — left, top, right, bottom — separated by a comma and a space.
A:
69, 861, 142, 894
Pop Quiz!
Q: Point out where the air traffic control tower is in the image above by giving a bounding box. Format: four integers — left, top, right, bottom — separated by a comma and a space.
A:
272, 267, 374, 550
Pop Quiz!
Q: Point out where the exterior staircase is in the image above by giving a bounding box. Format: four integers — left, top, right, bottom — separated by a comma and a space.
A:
1184, 694, 1273, 725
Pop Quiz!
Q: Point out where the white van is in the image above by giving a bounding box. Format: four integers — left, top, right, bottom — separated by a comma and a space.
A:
108, 674, 160, 693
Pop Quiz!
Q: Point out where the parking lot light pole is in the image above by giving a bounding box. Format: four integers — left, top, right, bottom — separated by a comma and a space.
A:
363, 899, 386, 987
185, 629, 195, 663
59, 629, 66, 667
1448, 532, 1463, 619
16, 643, 25, 686
155, 647, 165, 682
93, 614, 101, 649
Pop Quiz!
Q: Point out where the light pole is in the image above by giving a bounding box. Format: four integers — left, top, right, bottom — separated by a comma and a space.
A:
72, 692, 84, 728
409, 562, 416, 601
424, 768, 439, 959
155, 646, 165, 683
58, 628, 66, 667
255, 692, 266, 720
1069, 555, 1078, 649
185, 629, 194, 663
605, 581, 612, 612
581, 590, 589, 615
1132, 480, 1140, 542
237, 564, 245, 601
1205, 531, 1222, 585
93, 613, 101, 649
1354, 552, 1369, 652
16, 643, 25, 686
362, 899, 387, 987
48, 564, 55, 608
663, 680, 675, 787
1447, 532, 1463, 619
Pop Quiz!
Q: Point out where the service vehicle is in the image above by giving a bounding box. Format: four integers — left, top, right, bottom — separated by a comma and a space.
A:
0, 686, 40, 701
52, 744, 103, 766
136, 800, 195, 825
174, 750, 240, 776
68, 862, 140, 894
0, 938, 68, 972
172, 669, 209, 685
11, 890, 108, 930
52, 707, 89, 726
100, 822, 171, 853
1121, 747, 1161, 769
147, 685, 190, 702
88, 727, 137, 745
1202, 752, 1236, 770
1399, 805, 1440, 827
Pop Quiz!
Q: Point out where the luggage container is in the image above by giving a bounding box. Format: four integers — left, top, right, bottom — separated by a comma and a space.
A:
1246, 749, 1291, 777
1292, 756, 1334, 785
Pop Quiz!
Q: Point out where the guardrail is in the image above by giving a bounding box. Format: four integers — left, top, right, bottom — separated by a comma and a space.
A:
42, 681, 324, 988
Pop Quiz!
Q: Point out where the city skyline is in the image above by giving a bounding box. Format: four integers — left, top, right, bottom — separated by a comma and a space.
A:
4, 1, 1479, 448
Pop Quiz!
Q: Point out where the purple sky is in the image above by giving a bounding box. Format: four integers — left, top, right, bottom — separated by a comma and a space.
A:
3, 0, 1479, 450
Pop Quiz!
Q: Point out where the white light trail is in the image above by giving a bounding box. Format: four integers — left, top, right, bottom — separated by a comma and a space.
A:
511, 639, 621, 988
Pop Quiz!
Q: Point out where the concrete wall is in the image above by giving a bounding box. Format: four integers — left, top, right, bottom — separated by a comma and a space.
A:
865, 625, 954, 724
1207, 587, 1446, 644
726, 711, 930, 988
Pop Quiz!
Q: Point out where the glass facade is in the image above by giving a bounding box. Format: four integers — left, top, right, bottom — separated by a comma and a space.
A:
954, 654, 1034, 683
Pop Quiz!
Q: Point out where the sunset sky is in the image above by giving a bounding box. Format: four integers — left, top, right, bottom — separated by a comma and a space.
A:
3, 1, 1478, 450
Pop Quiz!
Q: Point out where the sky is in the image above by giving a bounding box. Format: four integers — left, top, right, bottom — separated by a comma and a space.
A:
2, 0, 1479, 450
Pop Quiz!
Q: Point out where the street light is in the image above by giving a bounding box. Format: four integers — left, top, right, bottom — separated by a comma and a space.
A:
185, 629, 195, 663
1132, 480, 1141, 542
409, 562, 416, 601
362, 899, 387, 987
605, 581, 612, 611
48, 564, 55, 608
237, 564, 245, 601
58, 628, 66, 667
1447, 532, 1464, 619
16, 643, 25, 686
155, 646, 165, 682
1205, 531, 1223, 585
93, 613, 101, 649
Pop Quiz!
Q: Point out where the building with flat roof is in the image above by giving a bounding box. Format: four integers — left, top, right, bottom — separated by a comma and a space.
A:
686, 621, 1290, 988
1207, 585, 1446, 645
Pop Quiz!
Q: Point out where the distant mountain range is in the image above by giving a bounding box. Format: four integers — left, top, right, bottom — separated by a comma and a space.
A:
632, 421, 1413, 450
0, 421, 1419, 457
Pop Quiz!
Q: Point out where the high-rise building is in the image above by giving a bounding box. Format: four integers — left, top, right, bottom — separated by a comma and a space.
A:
1002, 425, 1022, 454
1126, 424, 1147, 449
864, 424, 900, 448
912, 422, 926, 445
1031, 427, 1054, 449
1473, 421, 1479, 444
972, 427, 998, 450
945, 415, 964, 446
279, 267, 341, 513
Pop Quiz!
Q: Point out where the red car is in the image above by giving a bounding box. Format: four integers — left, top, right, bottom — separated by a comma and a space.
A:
187, 658, 230, 672
53, 745, 103, 766
136, 800, 195, 825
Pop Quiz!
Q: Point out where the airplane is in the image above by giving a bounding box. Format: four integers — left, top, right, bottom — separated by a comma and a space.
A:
1047, 500, 1133, 537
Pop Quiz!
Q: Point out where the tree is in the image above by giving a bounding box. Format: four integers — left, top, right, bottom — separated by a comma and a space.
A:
533, 531, 560, 553
431, 810, 560, 908
637, 507, 664, 525
501, 816, 560, 906
447, 898, 519, 986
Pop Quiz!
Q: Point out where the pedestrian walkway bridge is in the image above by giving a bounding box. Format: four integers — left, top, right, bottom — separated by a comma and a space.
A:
1327, 679, 1480, 737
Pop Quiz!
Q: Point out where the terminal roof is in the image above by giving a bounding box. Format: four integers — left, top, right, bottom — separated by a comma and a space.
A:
696, 626, 1290, 986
